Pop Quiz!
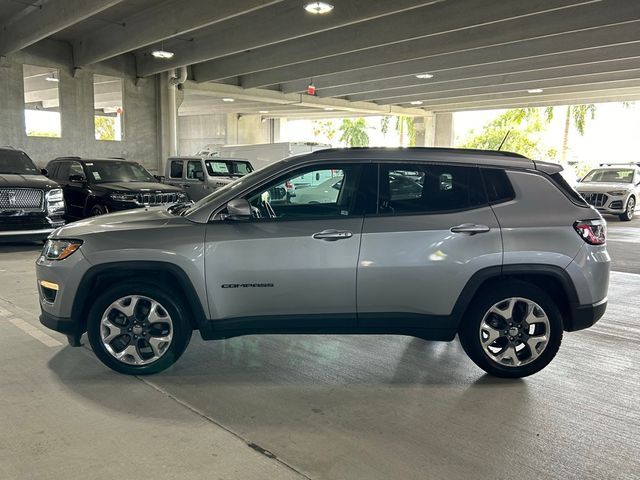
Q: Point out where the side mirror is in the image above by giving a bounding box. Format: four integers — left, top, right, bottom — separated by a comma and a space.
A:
195, 171, 205, 182
40, 168, 48, 177
69, 174, 86, 183
225, 198, 251, 221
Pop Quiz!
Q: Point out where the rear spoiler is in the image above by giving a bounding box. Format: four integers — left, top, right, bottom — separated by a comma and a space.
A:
533, 159, 563, 174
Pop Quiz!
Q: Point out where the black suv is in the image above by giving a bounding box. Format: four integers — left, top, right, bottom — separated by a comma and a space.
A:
45, 157, 188, 219
0, 147, 65, 241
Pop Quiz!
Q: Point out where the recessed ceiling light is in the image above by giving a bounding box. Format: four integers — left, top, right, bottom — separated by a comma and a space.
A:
259, 110, 269, 114
410, 100, 423, 105
151, 50, 174, 59
324, 107, 335, 111
415, 73, 434, 79
527, 88, 544, 94
45, 72, 59, 82
304, 2, 334, 14
222, 98, 235, 102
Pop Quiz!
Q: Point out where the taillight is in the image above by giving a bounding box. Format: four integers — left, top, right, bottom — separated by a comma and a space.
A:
573, 219, 606, 245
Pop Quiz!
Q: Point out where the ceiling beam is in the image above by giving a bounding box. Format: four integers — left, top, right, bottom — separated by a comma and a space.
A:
73, 0, 284, 67
193, 0, 591, 83
374, 72, 640, 105
306, 44, 640, 98
235, 0, 640, 89
279, 21, 640, 94
350, 59, 640, 103
137, 0, 438, 77
0, 0, 123, 56
181, 81, 427, 116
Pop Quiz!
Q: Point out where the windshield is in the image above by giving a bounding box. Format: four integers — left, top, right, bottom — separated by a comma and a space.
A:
84, 161, 156, 183
205, 160, 253, 177
0, 150, 40, 175
582, 168, 634, 183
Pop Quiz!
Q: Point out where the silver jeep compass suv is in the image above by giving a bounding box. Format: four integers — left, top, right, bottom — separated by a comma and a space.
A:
36, 148, 610, 378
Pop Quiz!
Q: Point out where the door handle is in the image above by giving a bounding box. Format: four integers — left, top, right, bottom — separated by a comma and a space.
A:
450, 223, 490, 234
312, 229, 353, 241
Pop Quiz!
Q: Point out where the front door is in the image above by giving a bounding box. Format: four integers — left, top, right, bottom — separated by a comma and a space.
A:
357, 163, 502, 329
204, 163, 372, 330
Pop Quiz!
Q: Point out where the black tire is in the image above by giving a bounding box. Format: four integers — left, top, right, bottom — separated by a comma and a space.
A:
458, 281, 563, 378
619, 196, 635, 222
89, 204, 107, 217
87, 282, 192, 375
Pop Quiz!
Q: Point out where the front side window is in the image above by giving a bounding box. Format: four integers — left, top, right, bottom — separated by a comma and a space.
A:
170, 161, 183, 178
243, 165, 365, 220
68, 162, 85, 180
379, 164, 485, 214
205, 160, 253, 177
187, 161, 204, 180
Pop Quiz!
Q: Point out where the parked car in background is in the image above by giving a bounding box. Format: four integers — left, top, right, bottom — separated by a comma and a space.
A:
575, 164, 640, 221
196, 142, 330, 170
37, 147, 609, 379
0, 146, 65, 242
45, 157, 188, 219
165, 156, 253, 201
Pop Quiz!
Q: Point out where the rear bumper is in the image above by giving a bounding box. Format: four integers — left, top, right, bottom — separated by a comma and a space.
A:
566, 298, 607, 331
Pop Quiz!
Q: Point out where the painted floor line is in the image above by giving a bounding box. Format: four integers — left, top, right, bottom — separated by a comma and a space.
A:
6, 317, 62, 347
612, 270, 640, 277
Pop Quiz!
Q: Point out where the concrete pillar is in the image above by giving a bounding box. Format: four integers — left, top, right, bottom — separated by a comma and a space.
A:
423, 112, 454, 147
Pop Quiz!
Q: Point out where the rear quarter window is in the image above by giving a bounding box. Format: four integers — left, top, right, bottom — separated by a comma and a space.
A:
549, 172, 589, 207
481, 168, 515, 204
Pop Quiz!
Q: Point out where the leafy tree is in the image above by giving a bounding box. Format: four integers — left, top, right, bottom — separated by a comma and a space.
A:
557, 104, 596, 163
395, 116, 417, 147
339, 118, 370, 147
95, 116, 116, 141
459, 108, 556, 160
312, 120, 337, 142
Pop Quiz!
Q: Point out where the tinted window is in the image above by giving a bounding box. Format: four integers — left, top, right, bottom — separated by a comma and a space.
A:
0, 150, 39, 175
482, 168, 515, 204
379, 164, 485, 214
244, 164, 365, 219
46, 162, 59, 178
84, 161, 155, 183
187, 161, 204, 180
68, 162, 85, 179
550, 172, 588, 207
170, 161, 183, 178
56, 162, 70, 181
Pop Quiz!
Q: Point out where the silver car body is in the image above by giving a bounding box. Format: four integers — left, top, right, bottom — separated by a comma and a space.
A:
37, 148, 610, 344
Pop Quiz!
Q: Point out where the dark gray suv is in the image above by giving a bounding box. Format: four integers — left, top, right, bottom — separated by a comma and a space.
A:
36, 148, 610, 378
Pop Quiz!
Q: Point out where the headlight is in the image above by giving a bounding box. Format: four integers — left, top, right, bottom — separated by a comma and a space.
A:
46, 188, 65, 214
607, 190, 627, 196
110, 192, 137, 202
42, 239, 83, 261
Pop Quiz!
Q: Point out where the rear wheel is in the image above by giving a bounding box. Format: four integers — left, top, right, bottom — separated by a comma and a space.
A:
459, 281, 563, 378
87, 283, 192, 375
619, 196, 635, 221
89, 204, 107, 217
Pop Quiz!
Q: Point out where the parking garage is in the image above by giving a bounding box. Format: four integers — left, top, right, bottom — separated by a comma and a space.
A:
1, 1, 639, 479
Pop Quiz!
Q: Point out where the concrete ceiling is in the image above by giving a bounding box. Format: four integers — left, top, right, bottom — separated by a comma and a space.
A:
2, 0, 640, 117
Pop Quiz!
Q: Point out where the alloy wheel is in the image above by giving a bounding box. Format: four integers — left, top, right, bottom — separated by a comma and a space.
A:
478, 297, 550, 367
100, 295, 173, 366
628, 197, 635, 219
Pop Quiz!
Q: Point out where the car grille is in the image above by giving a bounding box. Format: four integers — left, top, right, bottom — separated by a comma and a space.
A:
135, 192, 180, 205
581, 192, 608, 208
0, 188, 44, 211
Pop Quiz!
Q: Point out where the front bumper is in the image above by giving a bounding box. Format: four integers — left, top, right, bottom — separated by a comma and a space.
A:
578, 191, 628, 214
0, 212, 64, 239
566, 299, 607, 331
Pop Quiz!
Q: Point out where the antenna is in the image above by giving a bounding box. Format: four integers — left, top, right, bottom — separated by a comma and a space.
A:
497, 130, 511, 151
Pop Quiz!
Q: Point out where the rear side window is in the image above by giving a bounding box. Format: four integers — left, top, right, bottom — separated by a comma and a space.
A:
378, 164, 486, 214
481, 168, 515, 204
170, 161, 183, 178
549, 172, 589, 207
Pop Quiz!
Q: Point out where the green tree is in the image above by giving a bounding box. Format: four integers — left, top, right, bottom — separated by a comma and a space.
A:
554, 104, 596, 163
312, 120, 337, 142
459, 108, 555, 160
395, 116, 416, 147
339, 118, 370, 147
95, 116, 116, 141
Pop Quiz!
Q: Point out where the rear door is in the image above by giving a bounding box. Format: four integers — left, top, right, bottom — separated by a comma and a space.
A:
357, 162, 502, 329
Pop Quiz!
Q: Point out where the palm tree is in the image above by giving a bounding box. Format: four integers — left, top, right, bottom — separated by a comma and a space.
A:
558, 104, 596, 163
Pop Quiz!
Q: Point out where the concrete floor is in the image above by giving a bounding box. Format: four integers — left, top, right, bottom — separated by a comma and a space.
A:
0, 216, 639, 480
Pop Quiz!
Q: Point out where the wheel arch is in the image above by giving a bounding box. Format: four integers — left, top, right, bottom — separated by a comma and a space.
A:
453, 264, 580, 331
71, 261, 208, 335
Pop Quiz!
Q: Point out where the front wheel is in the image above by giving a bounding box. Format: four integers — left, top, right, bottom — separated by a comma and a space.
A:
89, 204, 107, 217
619, 196, 635, 221
87, 283, 192, 375
459, 281, 563, 378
